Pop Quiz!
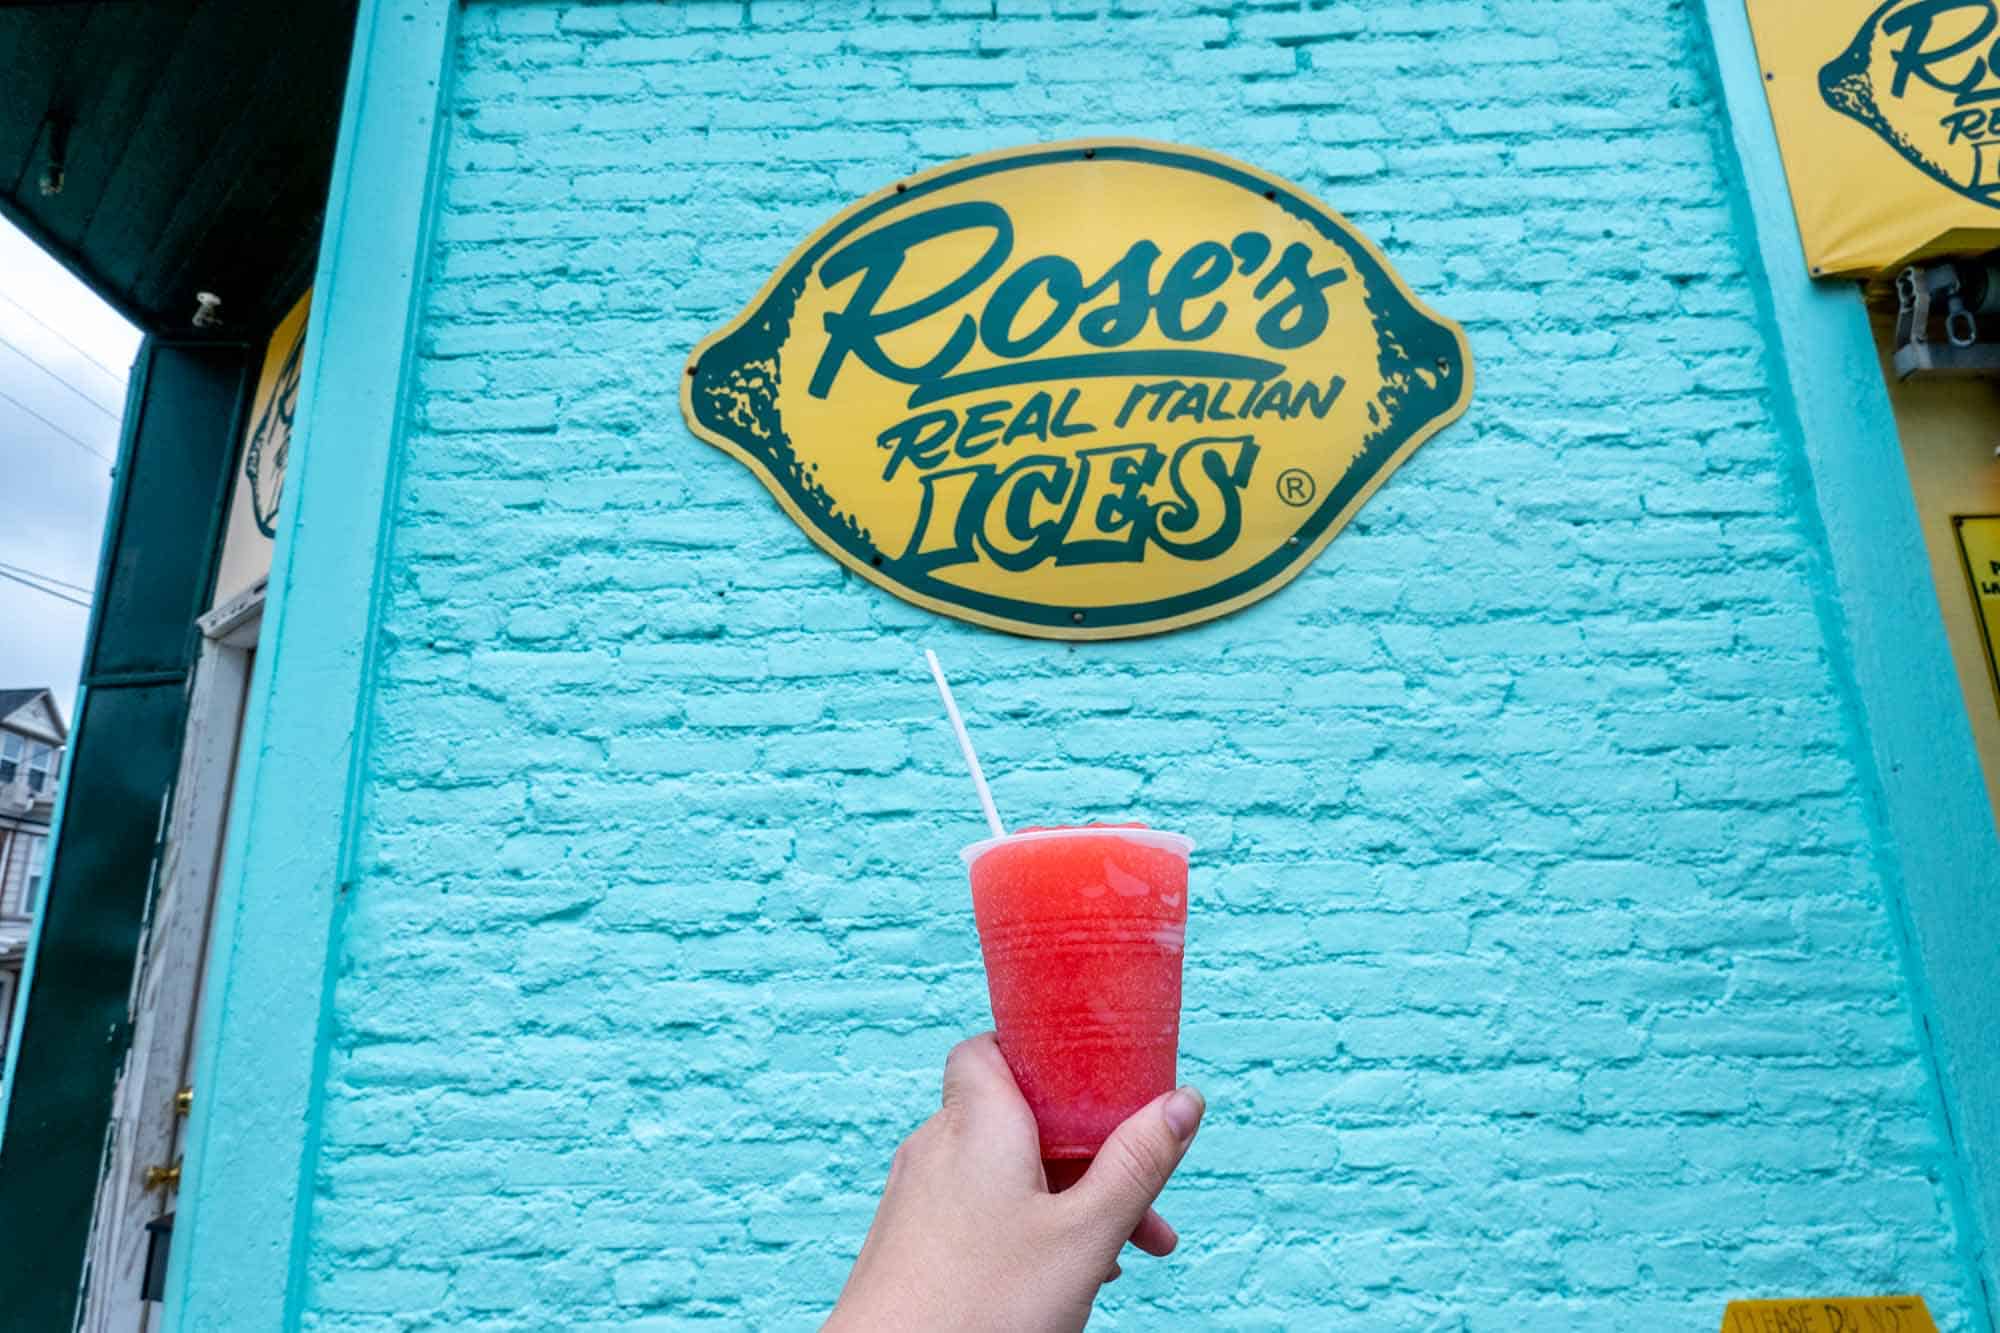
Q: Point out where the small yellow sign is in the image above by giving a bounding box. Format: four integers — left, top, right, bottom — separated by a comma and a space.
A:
1958, 514, 2000, 706
683, 138, 1471, 640
246, 290, 310, 539
211, 288, 311, 610
1722, 1295, 1937, 1333
1747, 1, 2000, 275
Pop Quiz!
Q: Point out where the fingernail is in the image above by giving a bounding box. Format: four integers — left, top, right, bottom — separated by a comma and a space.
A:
1163, 1085, 1204, 1142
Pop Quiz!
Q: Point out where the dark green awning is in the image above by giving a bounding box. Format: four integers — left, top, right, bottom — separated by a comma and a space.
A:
0, 0, 358, 336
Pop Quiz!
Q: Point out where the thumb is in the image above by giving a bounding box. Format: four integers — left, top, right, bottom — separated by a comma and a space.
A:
1065, 1086, 1205, 1244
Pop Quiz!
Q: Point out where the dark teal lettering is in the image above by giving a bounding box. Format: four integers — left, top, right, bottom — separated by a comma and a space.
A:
1253, 242, 1348, 349
811, 202, 1013, 398
1056, 444, 1165, 565
1252, 380, 1295, 419
1003, 392, 1052, 446
1291, 375, 1346, 419
878, 408, 958, 481
1156, 240, 1232, 340
980, 255, 1084, 357
902, 462, 988, 566
1076, 241, 1161, 346
1051, 387, 1094, 436
1230, 230, 1271, 274
1166, 382, 1210, 423
1943, 105, 1990, 141
1881, 0, 1995, 100
1116, 380, 1180, 428
956, 399, 1011, 458
895, 433, 1258, 572
980, 455, 1073, 571
1156, 436, 1258, 560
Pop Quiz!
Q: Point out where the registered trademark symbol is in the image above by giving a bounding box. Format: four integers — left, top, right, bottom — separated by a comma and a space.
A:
1276, 468, 1316, 507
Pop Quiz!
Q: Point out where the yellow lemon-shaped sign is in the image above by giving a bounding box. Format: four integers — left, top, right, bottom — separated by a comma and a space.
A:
683, 139, 1472, 639
1823, 0, 2000, 209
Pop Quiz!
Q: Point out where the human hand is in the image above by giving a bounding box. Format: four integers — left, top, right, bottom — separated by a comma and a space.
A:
825, 1032, 1205, 1333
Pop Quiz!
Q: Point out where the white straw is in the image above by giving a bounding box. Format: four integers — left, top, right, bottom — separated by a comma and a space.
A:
925, 649, 1005, 839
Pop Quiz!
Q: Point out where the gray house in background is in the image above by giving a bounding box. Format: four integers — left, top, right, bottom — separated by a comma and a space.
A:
0, 687, 66, 1056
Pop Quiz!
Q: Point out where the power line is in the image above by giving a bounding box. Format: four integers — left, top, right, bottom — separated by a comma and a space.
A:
0, 333, 121, 421
0, 558, 91, 595
0, 386, 115, 465
0, 566, 91, 610
0, 290, 128, 385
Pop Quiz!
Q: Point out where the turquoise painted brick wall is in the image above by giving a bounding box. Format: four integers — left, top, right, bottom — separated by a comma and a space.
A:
301, 1, 1979, 1327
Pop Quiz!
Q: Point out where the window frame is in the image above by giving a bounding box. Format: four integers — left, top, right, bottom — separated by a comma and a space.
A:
24, 746, 51, 796
22, 837, 44, 913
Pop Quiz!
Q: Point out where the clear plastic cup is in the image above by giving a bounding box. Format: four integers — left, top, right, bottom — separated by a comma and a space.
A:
961, 825, 1194, 1158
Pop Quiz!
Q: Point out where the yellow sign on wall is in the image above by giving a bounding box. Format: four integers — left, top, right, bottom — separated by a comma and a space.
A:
682, 139, 1471, 640
1747, 0, 2000, 276
1722, 1295, 1936, 1332
210, 288, 310, 610
1958, 514, 2000, 707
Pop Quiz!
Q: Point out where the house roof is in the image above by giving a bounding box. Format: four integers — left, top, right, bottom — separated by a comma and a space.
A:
0, 0, 359, 336
0, 687, 67, 743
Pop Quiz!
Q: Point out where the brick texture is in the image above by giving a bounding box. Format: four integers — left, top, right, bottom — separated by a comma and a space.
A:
301, 2, 1978, 1328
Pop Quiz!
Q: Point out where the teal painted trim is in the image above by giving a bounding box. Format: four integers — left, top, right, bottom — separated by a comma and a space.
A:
0, 338, 148, 1144
161, 2, 460, 1328
1701, 4, 2000, 1325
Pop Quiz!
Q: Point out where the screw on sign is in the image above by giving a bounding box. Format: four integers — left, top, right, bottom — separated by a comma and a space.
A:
1721, 1296, 1937, 1333
682, 138, 1472, 640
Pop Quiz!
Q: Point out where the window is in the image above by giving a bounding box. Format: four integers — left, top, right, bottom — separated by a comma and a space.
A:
0, 733, 18, 784
0, 830, 17, 914
26, 743, 52, 795
24, 836, 46, 912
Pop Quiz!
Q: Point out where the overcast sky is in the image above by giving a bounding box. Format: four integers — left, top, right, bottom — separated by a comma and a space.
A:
0, 217, 142, 727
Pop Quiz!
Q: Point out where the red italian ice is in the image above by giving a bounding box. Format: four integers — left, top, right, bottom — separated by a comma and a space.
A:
963, 823, 1194, 1158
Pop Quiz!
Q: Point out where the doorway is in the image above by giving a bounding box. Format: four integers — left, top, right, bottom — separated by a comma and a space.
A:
77, 580, 263, 1331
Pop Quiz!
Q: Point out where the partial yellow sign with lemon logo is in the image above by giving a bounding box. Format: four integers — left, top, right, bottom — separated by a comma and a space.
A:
683, 139, 1472, 639
1749, 0, 2000, 275
211, 288, 310, 611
